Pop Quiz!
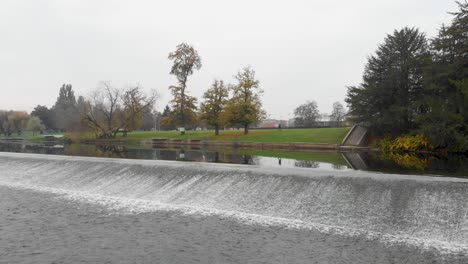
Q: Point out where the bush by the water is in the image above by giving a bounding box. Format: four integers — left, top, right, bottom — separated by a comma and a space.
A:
375, 134, 433, 152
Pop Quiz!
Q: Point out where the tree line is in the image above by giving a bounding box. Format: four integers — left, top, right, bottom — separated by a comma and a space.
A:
161, 43, 265, 135
0, 83, 158, 138
346, 1, 468, 152
1, 41, 348, 138
0, 43, 267, 137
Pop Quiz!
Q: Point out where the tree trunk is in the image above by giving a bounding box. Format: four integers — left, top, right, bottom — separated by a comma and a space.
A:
244, 124, 249, 135
215, 125, 219, 135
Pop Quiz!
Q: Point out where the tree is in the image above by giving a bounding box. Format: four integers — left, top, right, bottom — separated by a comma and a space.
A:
167, 85, 198, 130
0, 111, 28, 136
345, 27, 430, 135
87, 81, 120, 137
11, 111, 29, 135
141, 106, 158, 131
31, 105, 55, 131
224, 67, 265, 134
419, 1, 468, 151
329, 102, 346, 127
0, 111, 13, 136
2, 118, 15, 136
84, 82, 158, 138
121, 86, 150, 131
294, 101, 320, 127
200, 79, 229, 135
168, 43, 202, 134
52, 84, 78, 132
74, 96, 91, 132
160, 105, 175, 131
26, 116, 45, 135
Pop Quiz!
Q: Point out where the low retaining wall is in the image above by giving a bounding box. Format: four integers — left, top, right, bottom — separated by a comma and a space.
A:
142, 138, 369, 151
342, 125, 368, 146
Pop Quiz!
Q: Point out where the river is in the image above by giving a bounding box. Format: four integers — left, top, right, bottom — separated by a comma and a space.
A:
0, 152, 467, 263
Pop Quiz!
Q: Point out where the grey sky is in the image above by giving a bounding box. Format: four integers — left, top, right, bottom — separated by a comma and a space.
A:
0, 0, 458, 119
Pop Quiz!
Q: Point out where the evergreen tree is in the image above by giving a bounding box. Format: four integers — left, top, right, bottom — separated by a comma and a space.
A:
419, 1, 468, 151
346, 27, 430, 135
31, 105, 55, 131
52, 84, 78, 132
160, 105, 175, 131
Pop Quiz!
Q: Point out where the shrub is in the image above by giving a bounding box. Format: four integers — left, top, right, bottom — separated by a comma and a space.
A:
375, 134, 433, 152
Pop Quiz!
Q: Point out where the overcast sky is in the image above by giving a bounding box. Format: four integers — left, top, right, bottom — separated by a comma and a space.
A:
0, 0, 459, 119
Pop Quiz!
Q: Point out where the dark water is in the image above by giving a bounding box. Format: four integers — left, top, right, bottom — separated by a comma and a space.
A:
2, 186, 465, 264
0, 142, 348, 171
0, 142, 467, 176
0, 152, 467, 263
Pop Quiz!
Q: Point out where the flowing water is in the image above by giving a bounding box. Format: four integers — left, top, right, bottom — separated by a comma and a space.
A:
1, 152, 467, 263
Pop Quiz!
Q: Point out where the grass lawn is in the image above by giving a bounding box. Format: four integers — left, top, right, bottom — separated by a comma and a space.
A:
66, 127, 351, 145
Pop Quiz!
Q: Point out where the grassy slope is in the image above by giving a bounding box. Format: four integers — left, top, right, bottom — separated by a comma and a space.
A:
67, 127, 351, 145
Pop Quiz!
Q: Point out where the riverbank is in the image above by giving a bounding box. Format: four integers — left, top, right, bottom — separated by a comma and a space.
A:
1, 128, 364, 152
66, 127, 352, 145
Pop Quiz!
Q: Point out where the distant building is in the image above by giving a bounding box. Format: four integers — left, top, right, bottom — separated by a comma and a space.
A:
255, 119, 288, 128
261, 120, 278, 128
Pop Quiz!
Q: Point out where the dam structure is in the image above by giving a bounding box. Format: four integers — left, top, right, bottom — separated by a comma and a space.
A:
1, 152, 467, 263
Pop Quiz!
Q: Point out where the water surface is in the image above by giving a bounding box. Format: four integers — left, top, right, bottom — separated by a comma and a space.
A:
1, 152, 467, 263
1, 142, 467, 176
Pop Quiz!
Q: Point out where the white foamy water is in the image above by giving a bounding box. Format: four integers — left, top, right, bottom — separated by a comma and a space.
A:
1, 152, 468, 256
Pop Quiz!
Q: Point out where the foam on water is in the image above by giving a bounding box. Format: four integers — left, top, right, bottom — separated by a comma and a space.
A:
1, 152, 468, 255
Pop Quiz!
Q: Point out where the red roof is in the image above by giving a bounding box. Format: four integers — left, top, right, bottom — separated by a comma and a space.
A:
261, 121, 278, 128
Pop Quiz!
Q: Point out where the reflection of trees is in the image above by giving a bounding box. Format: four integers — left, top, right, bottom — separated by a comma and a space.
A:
294, 160, 319, 168
95, 145, 128, 158
227, 154, 260, 165
242, 155, 255, 165
332, 164, 348, 170
376, 152, 429, 171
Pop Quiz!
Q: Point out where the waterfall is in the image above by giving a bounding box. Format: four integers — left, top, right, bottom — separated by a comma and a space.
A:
1, 152, 467, 254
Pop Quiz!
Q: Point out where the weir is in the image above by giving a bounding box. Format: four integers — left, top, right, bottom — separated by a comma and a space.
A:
0, 152, 467, 254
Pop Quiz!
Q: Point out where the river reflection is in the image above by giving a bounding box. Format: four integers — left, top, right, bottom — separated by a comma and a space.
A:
0, 142, 467, 176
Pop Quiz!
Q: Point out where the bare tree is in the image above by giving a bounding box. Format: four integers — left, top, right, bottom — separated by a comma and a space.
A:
294, 101, 320, 127
329, 102, 346, 127
85, 82, 158, 138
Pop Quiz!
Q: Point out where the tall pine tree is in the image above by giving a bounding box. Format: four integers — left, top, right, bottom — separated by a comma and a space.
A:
419, 1, 468, 151
346, 27, 430, 135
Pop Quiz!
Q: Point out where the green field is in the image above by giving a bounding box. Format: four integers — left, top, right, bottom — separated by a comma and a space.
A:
66, 127, 351, 145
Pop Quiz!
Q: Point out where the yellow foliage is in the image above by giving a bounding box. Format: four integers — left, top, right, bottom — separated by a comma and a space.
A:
387, 153, 429, 170
376, 134, 433, 152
